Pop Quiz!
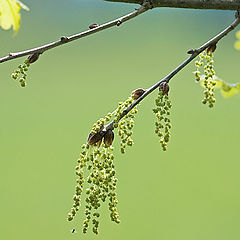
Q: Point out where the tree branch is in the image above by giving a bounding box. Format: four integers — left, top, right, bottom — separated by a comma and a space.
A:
105, 0, 240, 10
101, 11, 240, 135
0, 2, 151, 64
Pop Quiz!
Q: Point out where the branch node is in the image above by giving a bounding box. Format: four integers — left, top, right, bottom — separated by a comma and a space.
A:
235, 10, 240, 19
143, 0, 154, 9
187, 49, 197, 54
60, 36, 69, 43
116, 20, 122, 26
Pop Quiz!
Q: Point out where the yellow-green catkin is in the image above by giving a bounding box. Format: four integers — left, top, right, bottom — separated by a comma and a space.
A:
194, 50, 216, 108
11, 60, 30, 87
68, 96, 138, 234
68, 142, 120, 235
113, 97, 138, 154
153, 91, 172, 151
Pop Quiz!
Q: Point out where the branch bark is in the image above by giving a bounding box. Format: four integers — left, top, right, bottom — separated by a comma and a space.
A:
105, 0, 240, 10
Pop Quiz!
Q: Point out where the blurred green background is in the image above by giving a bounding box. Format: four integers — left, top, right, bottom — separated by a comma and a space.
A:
1, 1, 240, 239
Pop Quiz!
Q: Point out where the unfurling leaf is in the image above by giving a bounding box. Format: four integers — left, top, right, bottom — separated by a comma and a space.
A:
0, 0, 29, 34
221, 82, 240, 98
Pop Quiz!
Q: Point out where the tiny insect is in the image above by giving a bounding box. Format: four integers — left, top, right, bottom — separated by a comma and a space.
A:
71, 229, 76, 233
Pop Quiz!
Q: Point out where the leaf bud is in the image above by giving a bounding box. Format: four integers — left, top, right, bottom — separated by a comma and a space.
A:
131, 88, 145, 100
103, 129, 114, 147
27, 53, 40, 64
89, 23, 99, 29
87, 126, 104, 146
206, 44, 217, 54
159, 82, 170, 95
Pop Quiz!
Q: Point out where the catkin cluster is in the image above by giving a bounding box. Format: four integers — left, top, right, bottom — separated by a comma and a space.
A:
11, 60, 30, 87
153, 84, 172, 151
68, 143, 119, 235
68, 94, 139, 234
194, 47, 217, 108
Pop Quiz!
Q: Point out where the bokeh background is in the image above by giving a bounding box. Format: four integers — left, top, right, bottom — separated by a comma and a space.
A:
1, 0, 240, 239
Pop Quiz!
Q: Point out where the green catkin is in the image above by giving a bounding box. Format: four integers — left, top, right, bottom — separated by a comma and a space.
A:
68, 95, 138, 234
194, 50, 216, 108
113, 97, 138, 154
69, 143, 120, 234
11, 60, 30, 87
153, 91, 172, 151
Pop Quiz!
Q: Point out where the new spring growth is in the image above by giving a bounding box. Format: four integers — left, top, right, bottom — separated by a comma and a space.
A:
153, 82, 172, 151
194, 44, 217, 108
68, 141, 119, 235
68, 90, 140, 234
113, 96, 138, 154
11, 53, 40, 87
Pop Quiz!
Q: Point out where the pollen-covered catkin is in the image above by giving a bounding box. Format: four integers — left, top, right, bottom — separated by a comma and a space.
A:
68, 93, 139, 234
194, 47, 217, 108
153, 83, 172, 151
113, 97, 138, 154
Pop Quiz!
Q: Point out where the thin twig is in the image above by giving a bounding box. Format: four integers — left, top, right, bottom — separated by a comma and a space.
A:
0, 1, 151, 64
103, 11, 240, 133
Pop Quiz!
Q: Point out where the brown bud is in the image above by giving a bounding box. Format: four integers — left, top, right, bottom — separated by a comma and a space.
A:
89, 24, 99, 29
87, 126, 104, 146
27, 53, 40, 64
103, 129, 114, 147
131, 88, 145, 100
206, 44, 217, 54
60, 36, 69, 43
187, 49, 196, 54
159, 82, 170, 95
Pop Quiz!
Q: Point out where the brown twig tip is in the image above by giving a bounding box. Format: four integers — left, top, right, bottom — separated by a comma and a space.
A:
27, 52, 41, 64
132, 88, 146, 100
159, 82, 170, 95
89, 23, 99, 29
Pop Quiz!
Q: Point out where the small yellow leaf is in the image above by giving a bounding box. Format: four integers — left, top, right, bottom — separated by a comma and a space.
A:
236, 30, 240, 39
0, 0, 29, 34
221, 83, 240, 98
234, 40, 240, 50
